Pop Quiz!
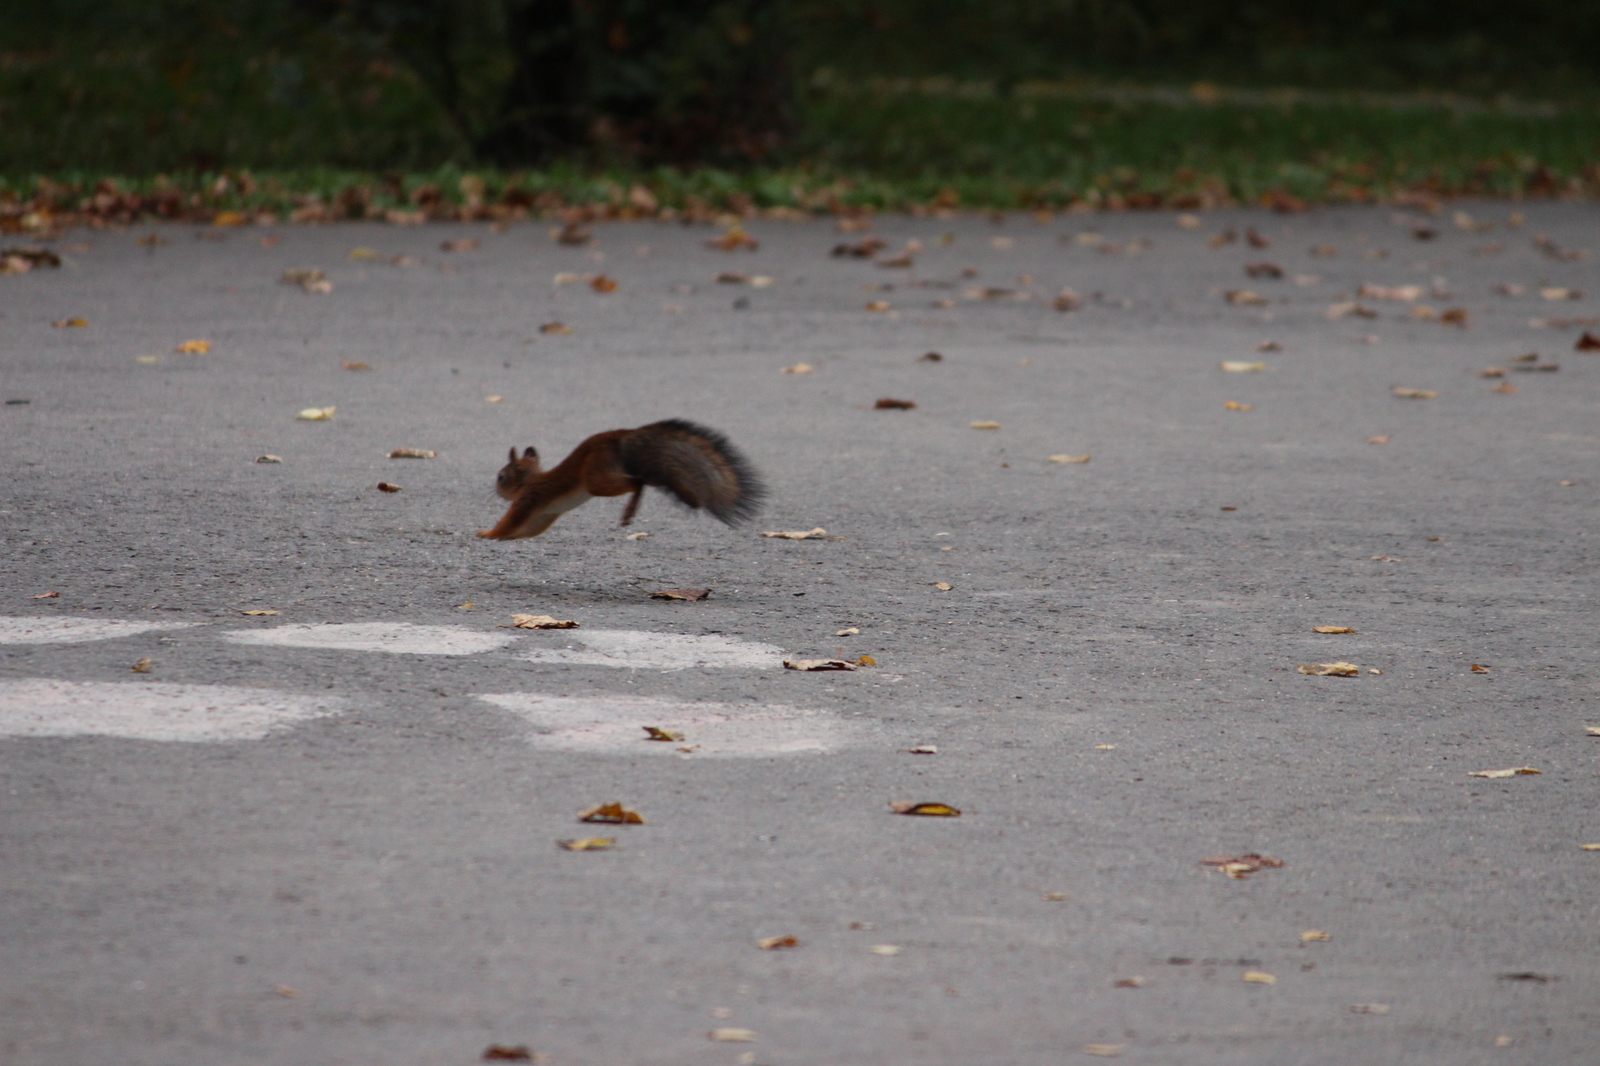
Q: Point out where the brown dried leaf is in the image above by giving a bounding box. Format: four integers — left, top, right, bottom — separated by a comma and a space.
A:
651, 588, 710, 601
890, 801, 961, 816
1245, 262, 1283, 279
441, 238, 479, 252
388, 448, 436, 459
341, 361, 370, 371
865, 300, 892, 312
1359, 283, 1423, 301
1224, 401, 1254, 411
756, 935, 798, 950
556, 838, 614, 851
1298, 661, 1360, 676
1113, 976, 1145, 988
502, 614, 578, 629
375, 482, 401, 493
577, 802, 643, 825
1324, 302, 1378, 319
909, 745, 938, 754
589, 274, 617, 293
783, 658, 856, 671
917, 351, 944, 362
1201, 853, 1285, 878
539, 322, 573, 335
706, 229, 758, 252
874, 398, 916, 409
1349, 1003, 1390, 1015
52, 317, 88, 328
1576, 331, 1600, 350
481, 1045, 534, 1062
30, 591, 59, 598
554, 222, 591, 245
832, 237, 887, 258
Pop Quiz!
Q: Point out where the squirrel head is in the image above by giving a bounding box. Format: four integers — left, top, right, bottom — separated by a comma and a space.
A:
494, 445, 540, 500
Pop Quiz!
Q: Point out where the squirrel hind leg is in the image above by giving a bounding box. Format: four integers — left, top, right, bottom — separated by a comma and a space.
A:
618, 486, 645, 526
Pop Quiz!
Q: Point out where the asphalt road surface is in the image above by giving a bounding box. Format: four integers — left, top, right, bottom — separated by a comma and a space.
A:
3, 202, 1598, 1066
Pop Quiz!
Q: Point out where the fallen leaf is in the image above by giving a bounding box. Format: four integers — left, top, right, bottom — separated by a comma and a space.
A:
1300, 930, 1331, 942
552, 272, 584, 284
781, 363, 814, 374
456, 601, 473, 609
761, 528, 830, 539
539, 322, 573, 335
1242, 971, 1276, 985
1113, 976, 1145, 988
836, 627, 860, 636
485, 395, 502, 403
1083, 1045, 1124, 1057
441, 238, 479, 252
832, 237, 887, 258
1492, 382, 1518, 394
388, 448, 436, 459
556, 838, 614, 851
642, 726, 684, 742
375, 482, 401, 493
865, 300, 892, 312
1224, 401, 1254, 411
1582, 843, 1600, 850
706, 229, 758, 252
589, 275, 617, 293
909, 745, 938, 754
554, 222, 590, 245
1053, 288, 1082, 311
30, 591, 60, 598
969, 420, 1001, 430
783, 658, 856, 671
1201, 853, 1285, 878
749, 275, 774, 288
174, 339, 212, 354
1298, 661, 1360, 676
1257, 340, 1283, 351
1391, 387, 1437, 399
1468, 767, 1540, 778
1040, 892, 1068, 900
1480, 366, 1507, 377
502, 614, 579, 629
1094, 744, 1116, 750
131, 658, 152, 673
934, 582, 953, 591
1349, 1003, 1389, 1015
274, 985, 299, 998
651, 588, 710, 601
1576, 331, 1600, 350
391, 254, 420, 267
624, 531, 648, 540
1359, 283, 1423, 301
341, 361, 370, 371
890, 801, 961, 816
1470, 663, 1490, 673
2, 246, 61, 269
1512, 362, 1560, 373
577, 802, 643, 825
1312, 626, 1356, 634
1587, 727, 1600, 736
1219, 361, 1265, 372
296, 406, 335, 421
1324, 302, 1378, 319
1225, 290, 1267, 306
1541, 287, 1580, 301
348, 247, 382, 260
1049, 454, 1091, 464
868, 944, 901, 955
240, 609, 279, 616
480, 1046, 533, 1061
1367, 436, 1389, 444
1245, 262, 1283, 279
51, 317, 87, 328
874, 398, 916, 409
708, 1028, 757, 1042
756, 935, 798, 950
135, 355, 159, 364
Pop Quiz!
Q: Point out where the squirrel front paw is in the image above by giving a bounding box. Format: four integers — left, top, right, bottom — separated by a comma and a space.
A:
476, 529, 497, 538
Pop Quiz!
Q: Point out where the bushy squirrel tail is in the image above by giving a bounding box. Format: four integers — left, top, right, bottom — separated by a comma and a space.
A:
619, 419, 766, 526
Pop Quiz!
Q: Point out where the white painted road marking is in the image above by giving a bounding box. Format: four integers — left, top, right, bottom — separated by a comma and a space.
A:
476, 693, 853, 756
516, 629, 783, 670
0, 679, 345, 741
0, 617, 197, 644
223, 622, 519, 656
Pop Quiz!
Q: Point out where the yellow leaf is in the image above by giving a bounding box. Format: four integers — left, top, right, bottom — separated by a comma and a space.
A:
865, 300, 892, 312
889, 801, 961, 816
708, 1028, 757, 1042
240, 609, 279, 616
1312, 626, 1356, 634
1219, 361, 1265, 372
642, 726, 684, 742
1581, 844, 1600, 851
211, 210, 247, 226
1242, 971, 1276, 984
781, 363, 814, 374
969, 420, 1001, 429
1224, 401, 1254, 410
934, 582, 953, 591
174, 339, 211, 353
1048, 453, 1091, 464
130, 658, 152, 673
1300, 930, 1331, 942
296, 406, 336, 421
556, 838, 614, 851
756, 935, 798, 950
1083, 1045, 1124, 1057
1468, 767, 1541, 778
388, 448, 437, 459
855, 654, 877, 667
539, 322, 574, 335
52, 317, 88, 328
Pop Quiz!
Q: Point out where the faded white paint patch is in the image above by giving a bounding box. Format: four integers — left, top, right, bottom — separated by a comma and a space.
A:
477, 692, 852, 756
0, 617, 197, 644
0, 679, 344, 741
516, 629, 782, 670
224, 622, 517, 656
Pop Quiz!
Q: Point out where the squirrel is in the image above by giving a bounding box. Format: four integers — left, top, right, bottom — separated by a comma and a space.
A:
477, 419, 766, 541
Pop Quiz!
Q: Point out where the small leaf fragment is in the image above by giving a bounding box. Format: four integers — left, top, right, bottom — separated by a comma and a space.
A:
643, 726, 684, 742
1468, 767, 1540, 778
296, 406, 336, 421
969, 420, 1001, 429
707, 1028, 757, 1042
539, 322, 573, 335
1242, 971, 1276, 985
30, 591, 59, 598
131, 658, 153, 673
589, 275, 617, 293
890, 801, 961, 816
1201, 853, 1284, 878
781, 362, 814, 374
502, 614, 578, 629
1225, 290, 1268, 306
1040, 892, 1068, 900
1312, 626, 1356, 634
240, 609, 279, 616
868, 944, 901, 956
480, 1045, 533, 1061
1392, 387, 1438, 399
255, 455, 282, 464
1298, 661, 1360, 676
388, 448, 436, 459
650, 588, 710, 601
1220, 361, 1265, 372
1349, 1003, 1390, 1015
1083, 1045, 1124, 1057
375, 482, 401, 493
174, 339, 212, 353
1048, 453, 1091, 464
341, 361, 370, 371
52, 317, 88, 328
1224, 401, 1254, 410
556, 838, 614, 851
756, 935, 798, 950
909, 745, 938, 754
1113, 976, 1145, 988
1300, 930, 1331, 942
934, 582, 953, 591
761, 527, 830, 539
577, 802, 643, 825
836, 627, 860, 636
624, 531, 648, 540
874, 397, 916, 409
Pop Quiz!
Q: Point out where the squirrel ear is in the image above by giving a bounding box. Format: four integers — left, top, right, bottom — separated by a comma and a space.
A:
507, 446, 518, 464
523, 446, 538, 459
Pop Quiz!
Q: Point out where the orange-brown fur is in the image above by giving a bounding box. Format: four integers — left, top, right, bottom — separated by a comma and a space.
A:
477, 420, 764, 541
